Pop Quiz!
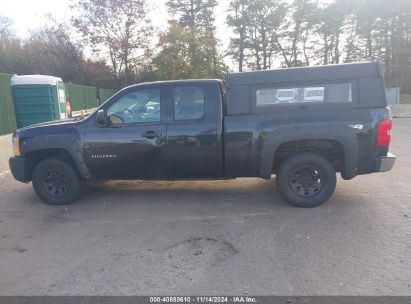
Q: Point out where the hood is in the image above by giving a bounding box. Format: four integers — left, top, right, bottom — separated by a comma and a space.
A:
16, 116, 89, 138
19, 118, 78, 130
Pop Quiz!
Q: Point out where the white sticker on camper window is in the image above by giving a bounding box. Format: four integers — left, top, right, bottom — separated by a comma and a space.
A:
256, 83, 352, 106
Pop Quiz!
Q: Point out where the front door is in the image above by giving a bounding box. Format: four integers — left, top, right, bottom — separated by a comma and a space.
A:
83, 87, 167, 179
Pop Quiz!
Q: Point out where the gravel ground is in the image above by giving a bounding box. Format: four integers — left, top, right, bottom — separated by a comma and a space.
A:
0, 118, 410, 296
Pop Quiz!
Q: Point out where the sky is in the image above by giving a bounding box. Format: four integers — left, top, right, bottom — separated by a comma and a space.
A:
0, 0, 337, 71
0, 0, 231, 48
0, 0, 233, 67
0, 0, 72, 36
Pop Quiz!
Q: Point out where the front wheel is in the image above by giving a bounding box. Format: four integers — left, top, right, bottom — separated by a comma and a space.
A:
32, 157, 84, 205
276, 154, 336, 208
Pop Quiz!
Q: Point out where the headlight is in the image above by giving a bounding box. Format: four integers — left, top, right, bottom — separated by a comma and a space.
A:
13, 136, 20, 156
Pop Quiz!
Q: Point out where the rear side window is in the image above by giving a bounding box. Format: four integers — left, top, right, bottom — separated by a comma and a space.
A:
256, 83, 352, 107
173, 86, 205, 120
358, 77, 386, 107
328, 83, 352, 103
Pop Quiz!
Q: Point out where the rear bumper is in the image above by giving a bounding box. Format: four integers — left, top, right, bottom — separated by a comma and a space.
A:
9, 156, 28, 183
374, 152, 396, 172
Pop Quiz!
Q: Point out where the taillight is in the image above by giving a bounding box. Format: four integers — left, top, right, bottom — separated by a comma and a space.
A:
377, 118, 392, 148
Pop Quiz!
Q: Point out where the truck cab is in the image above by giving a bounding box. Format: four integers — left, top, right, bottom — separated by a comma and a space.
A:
83, 80, 224, 180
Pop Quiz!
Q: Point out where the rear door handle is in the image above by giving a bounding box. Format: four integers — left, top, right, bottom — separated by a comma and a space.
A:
142, 130, 161, 139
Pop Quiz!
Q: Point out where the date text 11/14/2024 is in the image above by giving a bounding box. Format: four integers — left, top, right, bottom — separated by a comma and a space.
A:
149, 296, 257, 303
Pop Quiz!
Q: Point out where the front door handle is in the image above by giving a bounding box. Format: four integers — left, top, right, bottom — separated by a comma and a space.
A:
142, 130, 161, 139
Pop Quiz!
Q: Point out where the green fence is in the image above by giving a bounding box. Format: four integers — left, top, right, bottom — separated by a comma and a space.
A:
0, 73, 17, 135
0, 73, 116, 134
65, 84, 116, 111
99, 88, 116, 105
65, 84, 97, 111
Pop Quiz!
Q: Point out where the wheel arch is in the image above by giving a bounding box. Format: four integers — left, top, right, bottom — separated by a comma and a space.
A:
272, 139, 346, 171
21, 134, 90, 181
258, 125, 358, 180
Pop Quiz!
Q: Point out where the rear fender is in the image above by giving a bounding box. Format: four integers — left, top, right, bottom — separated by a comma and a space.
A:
259, 123, 359, 180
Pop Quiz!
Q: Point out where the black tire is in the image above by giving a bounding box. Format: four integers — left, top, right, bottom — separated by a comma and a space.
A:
276, 153, 336, 208
32, 157, 84, 205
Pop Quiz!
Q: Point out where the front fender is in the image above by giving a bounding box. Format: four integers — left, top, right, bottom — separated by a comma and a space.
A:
21, 134, 91, 179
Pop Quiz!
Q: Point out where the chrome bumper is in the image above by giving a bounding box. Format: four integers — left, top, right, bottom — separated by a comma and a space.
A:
374, 152, 396, 172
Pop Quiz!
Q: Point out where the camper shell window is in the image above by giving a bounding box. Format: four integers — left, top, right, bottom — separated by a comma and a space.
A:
255, 82, 352, 107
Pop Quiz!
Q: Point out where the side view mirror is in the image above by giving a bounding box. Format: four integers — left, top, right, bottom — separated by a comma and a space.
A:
96, 109, 107, 126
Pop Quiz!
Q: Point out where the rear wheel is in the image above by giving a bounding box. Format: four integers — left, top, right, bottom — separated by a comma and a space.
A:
32, 157, 84, 205
276, 153, 336, 207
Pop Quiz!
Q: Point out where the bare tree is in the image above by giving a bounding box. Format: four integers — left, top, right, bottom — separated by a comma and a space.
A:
0, 15, 13, 44
19, 21, 86, 82
72, 0, 153, 85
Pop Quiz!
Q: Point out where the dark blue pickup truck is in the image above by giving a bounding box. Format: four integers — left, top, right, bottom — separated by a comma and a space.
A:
9, 61, 395, 207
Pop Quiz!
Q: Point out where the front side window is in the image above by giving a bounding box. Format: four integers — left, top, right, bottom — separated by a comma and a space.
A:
173, 86, 205, 120
107, 89, 161, 124
256, 83, 352, 107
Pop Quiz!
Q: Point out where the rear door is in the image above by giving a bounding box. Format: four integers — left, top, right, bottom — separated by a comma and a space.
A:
164, 82, 222, 178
